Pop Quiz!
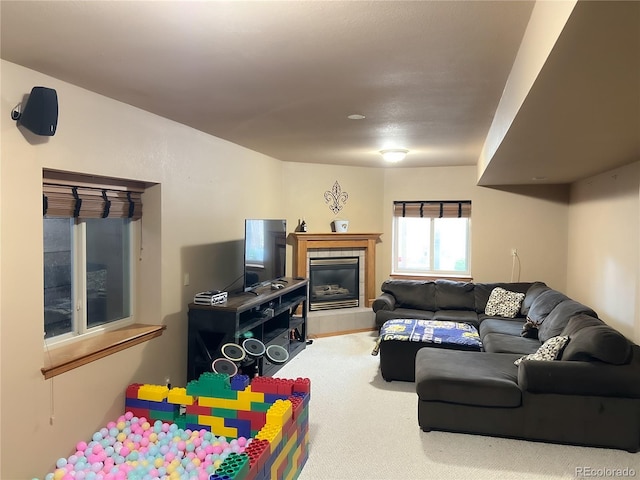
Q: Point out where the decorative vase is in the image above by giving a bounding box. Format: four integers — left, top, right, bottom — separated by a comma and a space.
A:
332, 220, 349, 233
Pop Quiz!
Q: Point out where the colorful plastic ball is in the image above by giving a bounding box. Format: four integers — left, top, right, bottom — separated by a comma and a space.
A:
55, 458, 68, 469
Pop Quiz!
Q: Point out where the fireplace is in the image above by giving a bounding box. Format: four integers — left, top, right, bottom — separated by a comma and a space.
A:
309, 257, 359, 311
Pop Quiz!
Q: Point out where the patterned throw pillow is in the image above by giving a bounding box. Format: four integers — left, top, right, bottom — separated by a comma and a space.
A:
514, 335, 569, 366
485, 287, 525, 318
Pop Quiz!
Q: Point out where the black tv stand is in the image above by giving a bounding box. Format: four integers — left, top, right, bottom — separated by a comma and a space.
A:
187, 277, 308, 381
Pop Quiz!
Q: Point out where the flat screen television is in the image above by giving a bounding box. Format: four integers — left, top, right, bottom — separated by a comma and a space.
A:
243, 219, 287, 292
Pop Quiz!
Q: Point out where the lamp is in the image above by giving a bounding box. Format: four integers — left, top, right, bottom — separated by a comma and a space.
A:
380, 149, 409, 163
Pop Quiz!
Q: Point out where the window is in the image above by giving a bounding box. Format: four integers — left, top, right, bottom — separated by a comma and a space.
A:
392, 201, 471, 276
43, 171, 143, 343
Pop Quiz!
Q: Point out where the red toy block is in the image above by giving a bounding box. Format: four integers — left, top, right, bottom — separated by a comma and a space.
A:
238, 410, 267, 432
126, 383, 142, 398
293, 377, 310, 394
277, 379, 294, 396
185, 399, 212, 416
126, 407, 150, 419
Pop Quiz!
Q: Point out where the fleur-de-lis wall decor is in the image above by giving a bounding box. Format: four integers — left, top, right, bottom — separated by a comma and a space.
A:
324, 181, 349, 215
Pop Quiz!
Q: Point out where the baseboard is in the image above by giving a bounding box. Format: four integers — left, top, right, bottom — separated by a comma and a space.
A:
309, 327, 377, 339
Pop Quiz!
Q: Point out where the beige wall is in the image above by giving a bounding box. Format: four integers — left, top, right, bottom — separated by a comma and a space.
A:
567, 162, 640, 341
478, 0, 576, 179
382, 166, 570, 289
2, 59, 639, 479
1, 60, 284, 478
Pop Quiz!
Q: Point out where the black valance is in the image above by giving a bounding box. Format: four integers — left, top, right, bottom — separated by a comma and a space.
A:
43, 170, 144, 220
393, 200, 471, 218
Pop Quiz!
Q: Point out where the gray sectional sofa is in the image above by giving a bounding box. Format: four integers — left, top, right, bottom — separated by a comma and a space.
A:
372, 279, 640, 452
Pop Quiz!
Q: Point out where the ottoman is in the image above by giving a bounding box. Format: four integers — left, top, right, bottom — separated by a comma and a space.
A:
415, 347, 524, 437
372, 318, 482, 382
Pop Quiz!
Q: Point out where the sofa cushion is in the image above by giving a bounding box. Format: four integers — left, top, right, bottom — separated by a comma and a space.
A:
435, 280, 475, 310
375, 308, 434, 328
415, 349, 522, 407
537, 299, 598, 343
520, 282, 549, 316
432, 309, 479, 326
514, 335, 569, 366
485, 287, 525, 318
482, 333, 541, 355
560, 322, 632, 365
560, 313, 605, 336
527, 289, 569, 324
479, 318, 526, 338
381, 280, 436, 311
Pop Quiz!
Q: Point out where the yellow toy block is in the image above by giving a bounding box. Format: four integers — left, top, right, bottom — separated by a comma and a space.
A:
198, 396, 251, 411
167, 387, 194, 405
197, 415, 238, 438
237, 386, 265, 403
256, 424, 282, 453
266, 399, 292, 427
138, 384, 169, 402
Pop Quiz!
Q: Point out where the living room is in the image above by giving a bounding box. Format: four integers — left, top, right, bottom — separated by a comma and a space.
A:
1, 1, 639, 478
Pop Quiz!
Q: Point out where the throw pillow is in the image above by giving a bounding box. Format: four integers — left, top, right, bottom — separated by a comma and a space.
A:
514, 335, 569, 366
485, 287, 526, 318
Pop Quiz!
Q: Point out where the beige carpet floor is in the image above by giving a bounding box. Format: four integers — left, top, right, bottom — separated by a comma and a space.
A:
275, 331, 639, 480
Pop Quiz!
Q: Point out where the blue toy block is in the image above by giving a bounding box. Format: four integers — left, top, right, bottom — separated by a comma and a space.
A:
125, 398, 149, 409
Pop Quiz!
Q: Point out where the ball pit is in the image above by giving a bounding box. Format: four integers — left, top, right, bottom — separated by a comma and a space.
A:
40, 411, 250, 480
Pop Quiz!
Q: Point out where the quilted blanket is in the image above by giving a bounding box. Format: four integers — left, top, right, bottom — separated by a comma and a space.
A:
372, 318, 482, 355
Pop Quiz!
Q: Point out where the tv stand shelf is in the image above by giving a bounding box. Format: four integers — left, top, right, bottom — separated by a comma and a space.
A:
187, 277, 308, 381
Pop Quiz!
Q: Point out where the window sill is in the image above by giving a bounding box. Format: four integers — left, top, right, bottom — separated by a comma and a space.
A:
41, 323, 166, 379
390, 273, 473, 282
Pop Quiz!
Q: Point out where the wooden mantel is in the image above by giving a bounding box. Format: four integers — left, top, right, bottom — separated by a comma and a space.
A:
290, 232, 382, 307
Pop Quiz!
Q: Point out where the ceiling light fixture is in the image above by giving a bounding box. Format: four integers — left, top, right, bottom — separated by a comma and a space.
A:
347, 114, 366, 120
380, 149, 409, 163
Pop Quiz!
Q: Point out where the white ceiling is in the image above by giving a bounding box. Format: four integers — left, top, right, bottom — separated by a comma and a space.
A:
1, 1, 638, 185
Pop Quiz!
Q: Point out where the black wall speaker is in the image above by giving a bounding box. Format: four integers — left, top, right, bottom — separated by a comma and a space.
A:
19, 86, 58, 136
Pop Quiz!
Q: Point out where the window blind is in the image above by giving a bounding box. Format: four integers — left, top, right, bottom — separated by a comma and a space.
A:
43, 170, 144, 220
393, 200, 471, 218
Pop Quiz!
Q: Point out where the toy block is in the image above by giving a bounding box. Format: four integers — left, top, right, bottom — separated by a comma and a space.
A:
250, 377, 281, 395
198, 395, 250, 411
287, 396, 303, 420
215, 452, 250, 479
238, 387, 265, 404
185, 399, 213, 416
186, 372, 236, 398
126, 383, 142, 398
270, 431, 297, 480
263, 393, 289, 404
198, 415, 237, 438
277, 379, 294, 396
224, 418, 251, 439
137, 384, 169, 402
149, 409, 178, 422
185, 422, 208, 432
125, 397, 149, 409
266, 400, 292, 428
292, 377, 311, 394
167, 387, 194, 405
231, 374, 250, 391
126, 407, 150, 420
256, 424, 282, 454
245, 438, 270, 471
238, 410, 267, 432
250, 401, 272, 413
148, 398, 179, 412
173, 416, 187, 431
